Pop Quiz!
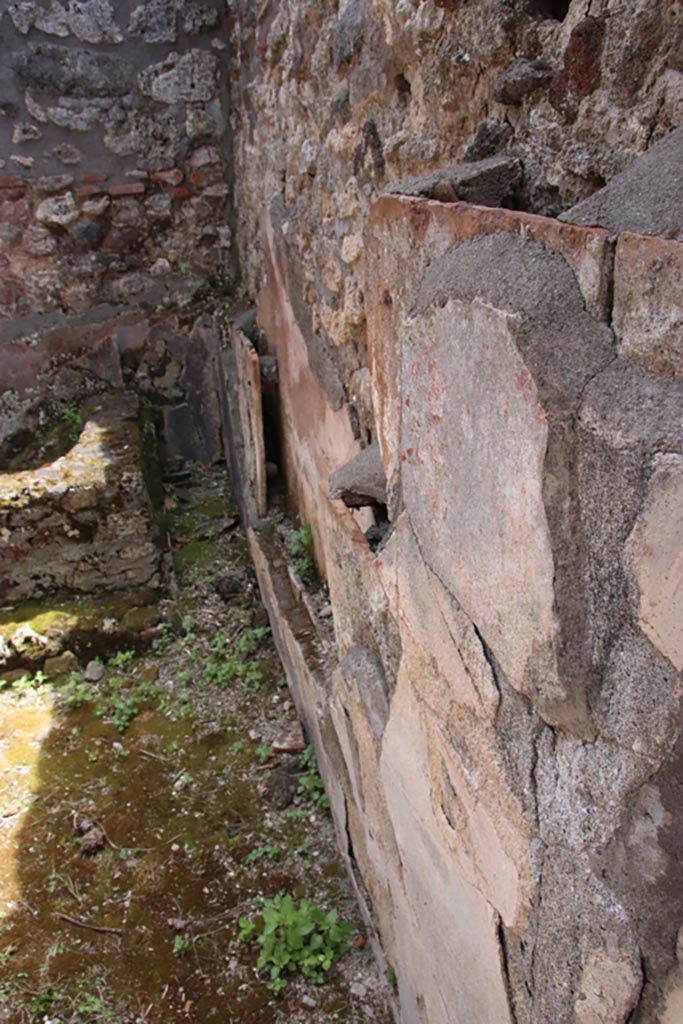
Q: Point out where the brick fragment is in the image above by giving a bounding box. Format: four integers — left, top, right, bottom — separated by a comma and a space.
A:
75, 185, 106, 199
108, 183, 146, 197
190, 167, 223, 189
151, 168, 184, 186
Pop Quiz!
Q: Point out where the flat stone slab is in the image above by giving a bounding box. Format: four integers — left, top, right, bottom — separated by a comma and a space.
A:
613, 231, 683, 380
329, 442, 387, 507
385, 155, 522, 209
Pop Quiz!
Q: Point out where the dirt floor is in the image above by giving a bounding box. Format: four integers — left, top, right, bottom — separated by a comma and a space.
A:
0, 466, 393, 1024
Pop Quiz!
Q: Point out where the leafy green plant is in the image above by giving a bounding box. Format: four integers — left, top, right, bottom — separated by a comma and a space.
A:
239, 893, 354, 992
30, 988, 61, 1014
204, 627, 270, 692
203, 656, 238, 687
110, 691, 144, 732
287, 524, 316, 585
211, 634, 229, 655
241, 661, 264, 692
236, 626, 270, 658
172, 934, 192, 958
297, 745, 330, 811
76, 993, 105, 1015
246, 842, 282, 864
155, 622, 174, 654
62, 405, 82, 443
95, 676, 153, 733
108, 649, 136, 670
1, 670, 48, 697
60, 672, 92, 709
256, 742, 272, 764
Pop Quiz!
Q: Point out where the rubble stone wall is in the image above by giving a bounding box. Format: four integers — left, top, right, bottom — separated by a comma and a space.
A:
0, 0, 233, 321
228, 0, 683, 439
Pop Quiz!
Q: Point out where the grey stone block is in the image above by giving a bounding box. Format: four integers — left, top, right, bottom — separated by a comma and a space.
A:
13, 44, 132, 98
329, 442, 387, 507
339, 644, 390, 741
559, 126, 683, 238
385, 155, 523, 208
493, 58, 554, 105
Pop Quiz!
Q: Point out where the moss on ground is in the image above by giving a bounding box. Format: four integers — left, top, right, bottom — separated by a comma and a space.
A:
0, 466, 391, 1024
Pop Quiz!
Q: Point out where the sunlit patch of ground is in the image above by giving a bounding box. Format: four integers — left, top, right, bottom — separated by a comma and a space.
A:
0, 691, 54, 917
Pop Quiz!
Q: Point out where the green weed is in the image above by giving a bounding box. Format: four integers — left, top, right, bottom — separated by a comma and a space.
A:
297, 745, 330, 811
0, 670, 49, 697
287, 524, 316, 585
62, 405, 82, 443
246, 843, 282, 864
107, 649, 136, 670
60, 673, 92, 709
172, 934, 192, 958
239, 892, 354, 993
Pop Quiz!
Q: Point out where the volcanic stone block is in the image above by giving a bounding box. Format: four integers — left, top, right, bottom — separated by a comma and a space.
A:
13, 44, 132, 98
560, 126, 683, 238
385, 155, 523, 208
329, 442, 387, 507
493, 57, 554, 104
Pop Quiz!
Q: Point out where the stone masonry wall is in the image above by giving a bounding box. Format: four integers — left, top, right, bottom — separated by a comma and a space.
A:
0, 0, 233, 320
225, 3, 683, 1024
244, 171, 683, 1024
229, 0, 683, 442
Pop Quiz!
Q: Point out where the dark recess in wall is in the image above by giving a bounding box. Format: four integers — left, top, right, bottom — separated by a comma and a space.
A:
530, 0, 571, 20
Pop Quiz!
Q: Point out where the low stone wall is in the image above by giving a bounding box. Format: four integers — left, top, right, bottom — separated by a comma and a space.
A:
237, 173, 683, 1024
0, 394, 161, 605
0, 302, 224, 469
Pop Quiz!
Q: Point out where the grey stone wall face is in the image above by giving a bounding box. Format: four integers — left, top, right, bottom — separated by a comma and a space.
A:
227, 0, 683, 439
0, 0, 233, 319
241, 185, 683, 1024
